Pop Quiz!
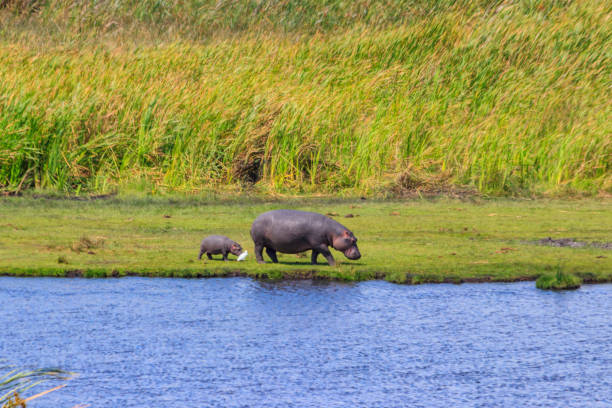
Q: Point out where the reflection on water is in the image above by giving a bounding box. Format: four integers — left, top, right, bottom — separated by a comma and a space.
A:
1, 278, 610, 407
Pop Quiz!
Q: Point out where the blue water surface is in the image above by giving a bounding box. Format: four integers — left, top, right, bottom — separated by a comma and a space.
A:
1, 278, 610, 407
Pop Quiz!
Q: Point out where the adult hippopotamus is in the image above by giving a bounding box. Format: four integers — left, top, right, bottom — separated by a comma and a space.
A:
250, 210, 361, 266
198, 235, 243, 261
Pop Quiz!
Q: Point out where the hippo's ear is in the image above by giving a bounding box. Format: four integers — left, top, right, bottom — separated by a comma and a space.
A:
343, 230, 355, 239
342, 230, 356, 242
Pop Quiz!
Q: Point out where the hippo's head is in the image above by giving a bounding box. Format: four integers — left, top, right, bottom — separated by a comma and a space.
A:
230, 242, 243, 256
332, 230, 361, 260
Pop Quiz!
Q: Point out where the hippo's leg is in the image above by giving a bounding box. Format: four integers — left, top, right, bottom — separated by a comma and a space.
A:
222, 251, 229, 261
311, 250, 319, 265
317, 245, 336, 266
206, 253, 213, 260
254, 243, 265, 264
265, 247, 279, 263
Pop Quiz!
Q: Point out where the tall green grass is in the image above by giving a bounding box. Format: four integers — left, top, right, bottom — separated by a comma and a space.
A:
0, 0, 610, 195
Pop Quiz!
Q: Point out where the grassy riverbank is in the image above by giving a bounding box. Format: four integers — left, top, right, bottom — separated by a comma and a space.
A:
1, 1, 610, 196
1, 196, 610, 283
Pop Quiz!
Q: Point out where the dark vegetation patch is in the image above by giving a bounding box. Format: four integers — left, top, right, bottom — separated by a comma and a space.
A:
0, 0, 39, 15
233, 156, 263, 185
325, 211, 360, 218
535, 238, 612, 250
29, 192, 118, 201
1, 191, 119, 201
65, 269, 83, 278
231, 111, 275, 186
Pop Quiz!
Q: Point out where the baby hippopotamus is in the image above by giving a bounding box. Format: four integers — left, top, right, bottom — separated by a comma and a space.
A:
250, 210, 361, 266
198, 235, 243, 261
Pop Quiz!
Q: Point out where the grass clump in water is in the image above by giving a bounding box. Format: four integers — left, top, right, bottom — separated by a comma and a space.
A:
536, 269, 582, 290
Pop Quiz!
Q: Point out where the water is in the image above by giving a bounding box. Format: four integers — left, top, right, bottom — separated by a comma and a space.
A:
1, 278, 611, 407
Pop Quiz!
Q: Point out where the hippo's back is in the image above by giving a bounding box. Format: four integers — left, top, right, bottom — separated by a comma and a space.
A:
251, 210, 328, 232
250, 210, 338, 253
201, 235, 231, 247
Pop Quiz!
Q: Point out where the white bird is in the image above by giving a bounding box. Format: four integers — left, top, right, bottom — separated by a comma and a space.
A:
237, 251, 248, 262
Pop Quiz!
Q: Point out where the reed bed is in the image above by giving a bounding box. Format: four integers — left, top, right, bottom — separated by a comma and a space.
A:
1, 0, 610, 195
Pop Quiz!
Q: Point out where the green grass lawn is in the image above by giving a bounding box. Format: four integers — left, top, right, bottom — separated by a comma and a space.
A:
1, 196, 610, 284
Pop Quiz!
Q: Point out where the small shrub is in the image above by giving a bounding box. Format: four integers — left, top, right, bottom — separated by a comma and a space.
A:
57, 255, 68, 264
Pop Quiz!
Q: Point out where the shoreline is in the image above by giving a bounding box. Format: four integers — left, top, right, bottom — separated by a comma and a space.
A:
2, 268, 611, 286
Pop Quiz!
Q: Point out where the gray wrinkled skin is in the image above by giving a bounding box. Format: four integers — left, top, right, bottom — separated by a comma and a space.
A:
198, 235, 243, 261
250, 210, 361, 266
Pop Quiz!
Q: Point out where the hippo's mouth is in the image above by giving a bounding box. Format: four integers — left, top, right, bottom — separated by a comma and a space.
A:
344, 246, 361, 260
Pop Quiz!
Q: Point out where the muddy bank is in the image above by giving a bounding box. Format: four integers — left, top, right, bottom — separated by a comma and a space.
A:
2, 268, 611, 285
